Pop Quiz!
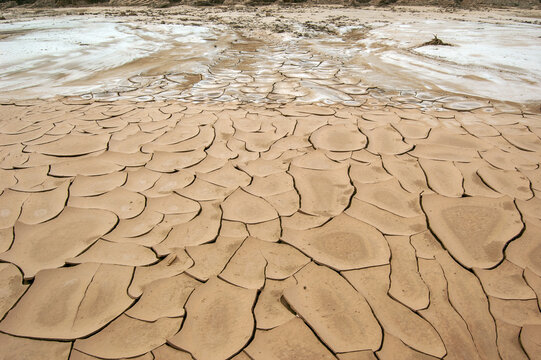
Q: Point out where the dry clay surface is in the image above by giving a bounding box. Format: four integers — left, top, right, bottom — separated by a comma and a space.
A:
0, 96, 541, 360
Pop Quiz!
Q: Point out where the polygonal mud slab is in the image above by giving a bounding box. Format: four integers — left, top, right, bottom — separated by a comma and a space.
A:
392, 120, 431, 139
414, 128, 493, 151
0, 263, 133, 339
0, 126, 53, 147
520, 325, 541, 359
190, 155, 229, 174
234, 129, 285, 153
123, 168, 162, 192
18, 180, 70, 225
221, 188, 278, 224
146, 193, 200, 215
361, 111, 400, 124
310, 124, 367, 152
153, 200, 222, 255
219, 220, 248, 238
283, 262, 382, 352
289, 165, 353, 217
219, 237, 310, 289
282, 213, 389, 271
70, 350, 154, 360
336, 351, 377, 360
495, 319, 529, 360
253, 277, 297, 330
422, 194, 523, 269
0, 189, 29, 229
436, 252, 501, 360
418, 259, 483, 360
281, 211, 330, 230
219, 237, 267, 290
346, 198, 426, 236
522, 167, 541, 191
365, 125, 413, 155
197, 163, 251, 188
410, 144, 479, 162
0, 228, 13, 253
152, 345, 193, 360
503, 132, 541, 152
48, 155, 123, 177
291, 149, 346, 170
477, 166, 533, 200
177, 178, 234, 201
258, 240, 311, 280
66, 240, 158, 266
145, 149, 206, 172
69, 187, 146, 219
104, 208, 163, 239
0, 207, 117, 279
168, 277, 257, 360
351, 149, 381, 163
143, 171, 195, 197
381, 154, 431, 194
524, 268, 541, 309
186, 236, 245, 281
505, 219, 541, 277
152, 125, 200, 145
71, 172, 127, 196
126, 274, 201, 321
74, 315, 181, 359
343, 265, 445, 357
261, 189, 299, 218
109, 131, 165, 154
473, 260, 536, 300
461, 121, 500, 138
385, 236, 430, 311
143, 125, 214, 153
245, 318, 336, 360
0, 332, 71, 360
25, 133, 110, 156
106, 214, 193, 247
349, 160, 394, 184
247, 218, 282, 242
243, 172, 295, 197
128, 249, 194, 298
353, 178, 422, 218
489, 297, 541, 326
455, 161, 503, 198
0, 263, 28, 319
480, 147, 538, 171
516, 196, 541, 221
418, 159, 464, 198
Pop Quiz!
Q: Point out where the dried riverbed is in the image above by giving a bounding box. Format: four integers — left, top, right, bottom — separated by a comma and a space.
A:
0, 5, 541, 360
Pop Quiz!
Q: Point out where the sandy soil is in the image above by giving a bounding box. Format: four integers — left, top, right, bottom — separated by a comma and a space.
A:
0, 6, 541, 360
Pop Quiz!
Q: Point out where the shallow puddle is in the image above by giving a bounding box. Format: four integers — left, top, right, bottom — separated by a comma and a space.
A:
1, 11, 540, 106
0, 17, 229, 97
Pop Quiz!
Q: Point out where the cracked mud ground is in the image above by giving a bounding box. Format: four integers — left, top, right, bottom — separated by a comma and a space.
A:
2, 95, 541, 360
1, 12, 541, 360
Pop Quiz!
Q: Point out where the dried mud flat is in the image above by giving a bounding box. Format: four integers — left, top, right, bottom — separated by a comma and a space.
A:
1, 6, 541, 360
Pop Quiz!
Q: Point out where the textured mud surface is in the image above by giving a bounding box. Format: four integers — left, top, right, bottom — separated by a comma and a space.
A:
1, 95, 541, 359
1, 6, 541, 360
